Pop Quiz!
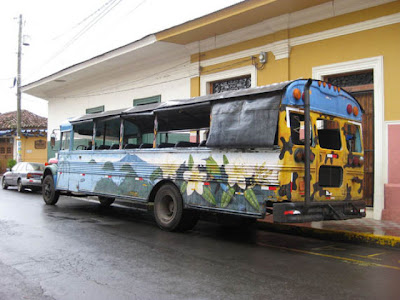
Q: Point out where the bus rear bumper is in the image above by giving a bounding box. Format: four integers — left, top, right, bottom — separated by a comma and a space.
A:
273, 200, 366, 223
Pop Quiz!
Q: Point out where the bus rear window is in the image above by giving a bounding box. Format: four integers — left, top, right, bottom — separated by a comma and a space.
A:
345, 123, 362, 153
289, 112, 311, 145
317, 119, 341, 150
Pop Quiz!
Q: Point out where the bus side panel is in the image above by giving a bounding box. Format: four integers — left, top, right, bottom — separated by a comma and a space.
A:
144, 149, 281, 217
57, 150, 156, 200
58, 148, 281, 217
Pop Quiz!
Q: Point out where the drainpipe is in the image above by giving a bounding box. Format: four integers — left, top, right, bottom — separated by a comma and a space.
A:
304, 79, 313, 209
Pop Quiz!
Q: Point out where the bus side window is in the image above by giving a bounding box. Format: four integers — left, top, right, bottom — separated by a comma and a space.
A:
345, 123, 362, 153
96, 118, 120, 150
317, 119, 341, 150
73, 122, 93, 150
60, 131, 70, 150
290, 112, 310, 145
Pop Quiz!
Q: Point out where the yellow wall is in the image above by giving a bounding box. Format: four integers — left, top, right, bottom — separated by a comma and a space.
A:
21, 136, 47, 164
190, 77, 200, 97
288, 23, 400, 121
194, 2, 400, 121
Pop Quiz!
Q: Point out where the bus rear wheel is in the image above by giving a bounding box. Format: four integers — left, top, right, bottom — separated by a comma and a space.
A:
42, 175, 60, 205
154, 183, 199, 232
98, 196, 115, 207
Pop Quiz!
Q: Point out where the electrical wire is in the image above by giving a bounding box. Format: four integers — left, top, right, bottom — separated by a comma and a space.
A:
26, 0, 123, 82
51, 0, 116, 41
62, 0, 123, 50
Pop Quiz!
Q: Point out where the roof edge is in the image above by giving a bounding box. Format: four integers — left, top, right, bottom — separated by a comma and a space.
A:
156, 0, 275, 42
22, 34, 158, 93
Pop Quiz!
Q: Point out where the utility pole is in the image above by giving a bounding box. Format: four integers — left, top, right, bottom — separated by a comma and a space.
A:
16, 14, 23, 163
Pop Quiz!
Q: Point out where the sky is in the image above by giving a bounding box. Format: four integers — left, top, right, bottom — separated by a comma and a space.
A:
0, 0, 242, 118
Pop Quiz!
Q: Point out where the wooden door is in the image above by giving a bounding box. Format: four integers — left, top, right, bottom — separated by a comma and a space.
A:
0, 138, 14, 174
352, 91, 374, 206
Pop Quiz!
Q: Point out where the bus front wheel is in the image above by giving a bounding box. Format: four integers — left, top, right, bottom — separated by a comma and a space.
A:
98, 196, 115, 207
42, 175, 60, 205
154, 183, 199, 232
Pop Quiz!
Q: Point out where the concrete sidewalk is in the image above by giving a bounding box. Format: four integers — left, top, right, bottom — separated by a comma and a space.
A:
257, 215, 400, 249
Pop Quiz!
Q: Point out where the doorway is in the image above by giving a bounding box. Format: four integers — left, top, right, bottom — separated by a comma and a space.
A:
0, 138, 14, 174
325, 71, 374, 206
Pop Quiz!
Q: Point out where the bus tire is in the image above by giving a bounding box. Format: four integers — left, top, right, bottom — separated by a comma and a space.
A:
152, 183, 185, 231
42, 175, 60, 205
98, 196, 115, 207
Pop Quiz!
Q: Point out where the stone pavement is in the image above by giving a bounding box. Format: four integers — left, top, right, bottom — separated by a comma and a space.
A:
258, 215, 400, 249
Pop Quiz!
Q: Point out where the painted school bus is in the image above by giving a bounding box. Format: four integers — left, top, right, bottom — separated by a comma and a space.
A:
42, 79, 366, 231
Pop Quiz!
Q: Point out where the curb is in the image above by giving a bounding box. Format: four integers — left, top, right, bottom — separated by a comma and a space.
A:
257, 221, 400, 249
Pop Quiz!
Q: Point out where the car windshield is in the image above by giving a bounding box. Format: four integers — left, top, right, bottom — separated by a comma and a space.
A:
29, 163, 44, 171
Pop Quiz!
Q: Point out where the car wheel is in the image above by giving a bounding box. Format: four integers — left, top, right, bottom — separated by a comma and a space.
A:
153, 183, 199, 232
98, 196, 115, 207
42, 175, 60, 205
2, 177, 8, 190
17, 180, 25, 193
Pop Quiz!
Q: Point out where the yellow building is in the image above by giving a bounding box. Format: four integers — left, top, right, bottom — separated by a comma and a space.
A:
0, 110, 47, 173
23, 0, 400, 220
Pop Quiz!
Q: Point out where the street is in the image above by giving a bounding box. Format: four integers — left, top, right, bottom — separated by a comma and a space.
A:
0, 187, 399, 300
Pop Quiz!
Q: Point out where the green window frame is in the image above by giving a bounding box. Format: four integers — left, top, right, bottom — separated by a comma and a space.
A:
133, 95, 161, 106
86, 105, 105, 114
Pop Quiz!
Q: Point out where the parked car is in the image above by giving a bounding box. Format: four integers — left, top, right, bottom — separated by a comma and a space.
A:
2, 162, 45, 192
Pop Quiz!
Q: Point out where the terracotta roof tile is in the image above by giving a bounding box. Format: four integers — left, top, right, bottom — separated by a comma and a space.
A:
0, 110, 47, 130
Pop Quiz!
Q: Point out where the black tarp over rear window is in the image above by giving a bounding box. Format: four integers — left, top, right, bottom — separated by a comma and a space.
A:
206, 94, 281, 148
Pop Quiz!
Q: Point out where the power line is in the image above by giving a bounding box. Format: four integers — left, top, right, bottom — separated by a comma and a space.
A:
26, 0, 123, 81
62, 0, 123, 50
51, 0, 116, 41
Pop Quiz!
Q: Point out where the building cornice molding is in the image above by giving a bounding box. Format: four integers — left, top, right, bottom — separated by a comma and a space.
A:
192, 11, 399, 68
187, 0, 396, 55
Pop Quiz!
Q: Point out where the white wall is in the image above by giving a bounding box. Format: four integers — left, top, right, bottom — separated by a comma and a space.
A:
47, 56, 193, 139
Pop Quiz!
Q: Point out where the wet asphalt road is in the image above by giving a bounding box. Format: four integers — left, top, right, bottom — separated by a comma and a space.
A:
0, 187, 399, 300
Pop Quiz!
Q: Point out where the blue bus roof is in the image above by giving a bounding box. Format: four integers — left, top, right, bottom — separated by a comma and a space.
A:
282, 79, 363, 122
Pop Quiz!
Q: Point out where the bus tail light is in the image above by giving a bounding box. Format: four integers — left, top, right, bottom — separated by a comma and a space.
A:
294, 149, 315, 163
293, 88, 302, 100
347, 104, 352, 114
353, 106, 359, 116
284, 210, 301, 215
348, 155, 363, 167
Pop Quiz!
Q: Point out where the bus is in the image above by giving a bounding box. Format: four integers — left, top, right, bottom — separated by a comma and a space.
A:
42, 79, 366, 231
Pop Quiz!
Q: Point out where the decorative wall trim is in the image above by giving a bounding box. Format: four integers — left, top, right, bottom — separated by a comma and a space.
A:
313, 56, 385, 220
187, 0, 396, 55
192, 12, 399, 69
290, 12, 400, 47
200, 65, 256, 96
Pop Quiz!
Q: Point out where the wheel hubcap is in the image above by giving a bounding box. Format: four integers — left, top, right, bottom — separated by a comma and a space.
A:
44, 183, 51, 198
159, 195, 175, 222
